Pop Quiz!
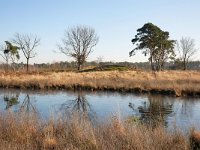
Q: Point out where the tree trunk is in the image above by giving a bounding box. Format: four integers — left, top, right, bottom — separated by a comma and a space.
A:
26, 58, 29, 72
157, 60, 162, 72
77, 63, 81, 70
183, 59, 186, 70
149, 57, 154, 71
161, 60, 165, 71
6, 60, 9, 71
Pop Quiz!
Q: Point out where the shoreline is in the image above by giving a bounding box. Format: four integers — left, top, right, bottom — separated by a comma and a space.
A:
0, 85, 196, 97
0, 70, 200, 97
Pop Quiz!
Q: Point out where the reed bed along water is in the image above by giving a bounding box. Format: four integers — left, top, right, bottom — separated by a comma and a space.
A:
0, 70, 200, 97
0, 111, 193, 150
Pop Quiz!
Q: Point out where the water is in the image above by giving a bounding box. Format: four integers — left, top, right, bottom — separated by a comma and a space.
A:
0, 89, 200, 131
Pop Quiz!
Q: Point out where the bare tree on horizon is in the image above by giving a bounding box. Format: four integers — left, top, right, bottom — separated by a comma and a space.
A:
58, 25, 99, 70
177, 37, 197, 70
12, 33, 40, 72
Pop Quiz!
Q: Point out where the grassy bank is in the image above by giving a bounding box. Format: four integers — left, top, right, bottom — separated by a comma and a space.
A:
0, 111, 192, 150
0, 70, 200, 97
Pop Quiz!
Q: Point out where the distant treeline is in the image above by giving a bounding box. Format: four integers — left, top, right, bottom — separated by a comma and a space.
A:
0, 61, 199, 72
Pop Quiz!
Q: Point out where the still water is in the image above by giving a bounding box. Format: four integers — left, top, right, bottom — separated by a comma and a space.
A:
0, 89, 200, 131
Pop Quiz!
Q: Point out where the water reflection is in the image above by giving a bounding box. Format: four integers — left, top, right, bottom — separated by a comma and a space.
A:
20, 94, 37, 113
3, 93, 37, 115
0, 89, 200, 131
4, 94, 19, 110
129, 95, 174, 127
60, 92, 97, 123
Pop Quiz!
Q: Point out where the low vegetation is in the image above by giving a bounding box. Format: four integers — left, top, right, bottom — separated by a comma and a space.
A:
79, 65, 130, 72
0, 70, 200, 97
0, 111, 193, 150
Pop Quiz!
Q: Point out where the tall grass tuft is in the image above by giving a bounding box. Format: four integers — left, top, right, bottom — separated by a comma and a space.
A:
0, 110, 191, 150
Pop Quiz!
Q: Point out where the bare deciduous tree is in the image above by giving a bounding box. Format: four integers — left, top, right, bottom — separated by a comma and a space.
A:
96, 56, 104, 68
12, 33, 40, 72
177, 37, 197, 70
58, 25, 99, 70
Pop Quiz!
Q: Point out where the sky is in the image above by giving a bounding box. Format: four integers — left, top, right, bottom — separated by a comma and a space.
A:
0, 0, 200, 64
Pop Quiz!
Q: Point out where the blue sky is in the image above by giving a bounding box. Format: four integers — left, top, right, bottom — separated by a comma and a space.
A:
0, 0, 200, 64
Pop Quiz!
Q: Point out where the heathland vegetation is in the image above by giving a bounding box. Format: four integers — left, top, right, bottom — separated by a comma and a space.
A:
0, 23, 199, 96
0, 70, 200, 97
0, 111, 194, 150
0, 23, 200, 149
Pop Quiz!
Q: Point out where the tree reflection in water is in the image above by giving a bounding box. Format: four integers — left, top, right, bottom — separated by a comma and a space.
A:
4, 94, 20, 110
20, 94, 37, 114
3, 93, 37, 115
129, 95, 174, 127
60, 92, 97, 123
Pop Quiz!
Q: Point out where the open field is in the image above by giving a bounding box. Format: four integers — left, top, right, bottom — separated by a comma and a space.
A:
0, 70, 200, 97
0, 111, 194, 150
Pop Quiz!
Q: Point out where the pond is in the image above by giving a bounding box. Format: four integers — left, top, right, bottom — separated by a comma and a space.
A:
0, 89, 200, 131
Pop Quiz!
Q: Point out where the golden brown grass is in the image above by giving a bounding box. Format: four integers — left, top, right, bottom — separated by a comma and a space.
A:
0, 70, 200, 96
0, 111, 191, 150
190, 129, 200, 149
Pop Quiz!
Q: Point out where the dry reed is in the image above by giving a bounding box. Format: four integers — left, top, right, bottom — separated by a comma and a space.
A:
0, 70, 200, 97
0, 111, 191, 150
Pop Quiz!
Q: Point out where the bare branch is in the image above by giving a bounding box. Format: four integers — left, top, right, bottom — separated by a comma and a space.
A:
59, 25, 99, 70
12, 33, 40, 72
176, 37, 198, 70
